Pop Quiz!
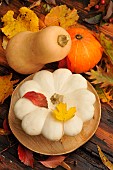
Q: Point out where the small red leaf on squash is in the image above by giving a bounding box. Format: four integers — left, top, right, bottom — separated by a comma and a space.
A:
39, 155, 66, 168
58, 57, 67, 69
18, 144, 34, 168
23, 91, 48, 108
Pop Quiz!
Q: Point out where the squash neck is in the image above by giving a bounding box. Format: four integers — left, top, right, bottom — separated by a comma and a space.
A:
57, 35, 70, 47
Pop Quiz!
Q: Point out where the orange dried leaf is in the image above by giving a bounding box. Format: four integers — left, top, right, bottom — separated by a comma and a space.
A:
97, 145, 113, 170
0, 128, 10, 135
39, 155, 66, 168
85, 0, 99, 11
44, 5, 79, 29
0, 74, 19, 104
39, 18, 46, 29
95, 85, 113, 108
100, 90, 113, 104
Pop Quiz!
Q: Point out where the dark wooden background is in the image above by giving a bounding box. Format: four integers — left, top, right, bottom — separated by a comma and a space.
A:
0, 0, 113, 169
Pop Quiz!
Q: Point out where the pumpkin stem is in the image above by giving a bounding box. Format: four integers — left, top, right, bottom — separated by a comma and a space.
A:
57, 35, 70, 47
50, 93, 63, 105
75, 34, 83, 40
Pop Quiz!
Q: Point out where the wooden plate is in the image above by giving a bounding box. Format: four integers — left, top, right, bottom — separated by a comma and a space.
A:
8, 74, 101, 155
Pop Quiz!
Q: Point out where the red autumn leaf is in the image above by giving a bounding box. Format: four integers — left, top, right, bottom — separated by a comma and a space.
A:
3, 118, 11, 133
58, 57, 67, 69
23, 91, 48, 108
18, 144, 34, 168
39, 155, 66, 168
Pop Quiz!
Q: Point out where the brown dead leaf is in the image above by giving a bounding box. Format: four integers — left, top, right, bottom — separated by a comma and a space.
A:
99, 24, 113, 37
95, 85, 113, 108
38, 14, 46, 29
97, 145, 113, 170
44, 5, 79, 29
103, 0, 113, 20
39, 155, 66, 168
85, 0, 99, 11
3, 118, 11, 133
45, 0, 56, 5
0, 128, 10, 135
29, 0, 41, 9
0, 74, 19, 103
0, 56, 8, 66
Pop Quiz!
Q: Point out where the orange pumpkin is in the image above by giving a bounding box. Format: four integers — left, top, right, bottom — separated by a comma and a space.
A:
66, 27, 103, 73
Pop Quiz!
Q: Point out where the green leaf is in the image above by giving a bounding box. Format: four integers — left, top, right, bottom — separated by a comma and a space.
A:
84, 14, 102, 24
99, 33, 113, 65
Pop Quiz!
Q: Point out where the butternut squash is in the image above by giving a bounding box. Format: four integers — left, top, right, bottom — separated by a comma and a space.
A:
6, 26, 71, 74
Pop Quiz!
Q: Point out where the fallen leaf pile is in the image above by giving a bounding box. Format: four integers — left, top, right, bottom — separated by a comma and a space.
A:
18, 144, 68, 169
1, 7, 39, 38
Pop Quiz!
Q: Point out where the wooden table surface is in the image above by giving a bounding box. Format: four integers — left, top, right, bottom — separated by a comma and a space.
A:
0, 0, 113, 169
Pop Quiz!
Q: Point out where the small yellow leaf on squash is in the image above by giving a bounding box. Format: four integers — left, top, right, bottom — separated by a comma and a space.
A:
53, 102, 76, 122
44, 5, 79, 29
97, 145, 113, 170
0, 74, 19, 104
1, 7, 39, 39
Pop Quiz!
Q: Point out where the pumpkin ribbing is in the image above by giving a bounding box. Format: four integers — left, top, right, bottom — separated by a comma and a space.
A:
67, 27, 103, 73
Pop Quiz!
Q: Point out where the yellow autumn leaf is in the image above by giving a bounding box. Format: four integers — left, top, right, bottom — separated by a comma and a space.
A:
53, 102, 76, 122
1, 7, 39, 39
44, 5, 79, 29
0, 74, 18, 104
97, 145, 113, 170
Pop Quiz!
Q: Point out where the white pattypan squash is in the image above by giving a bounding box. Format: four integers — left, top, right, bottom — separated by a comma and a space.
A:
14, 68, 96, 141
